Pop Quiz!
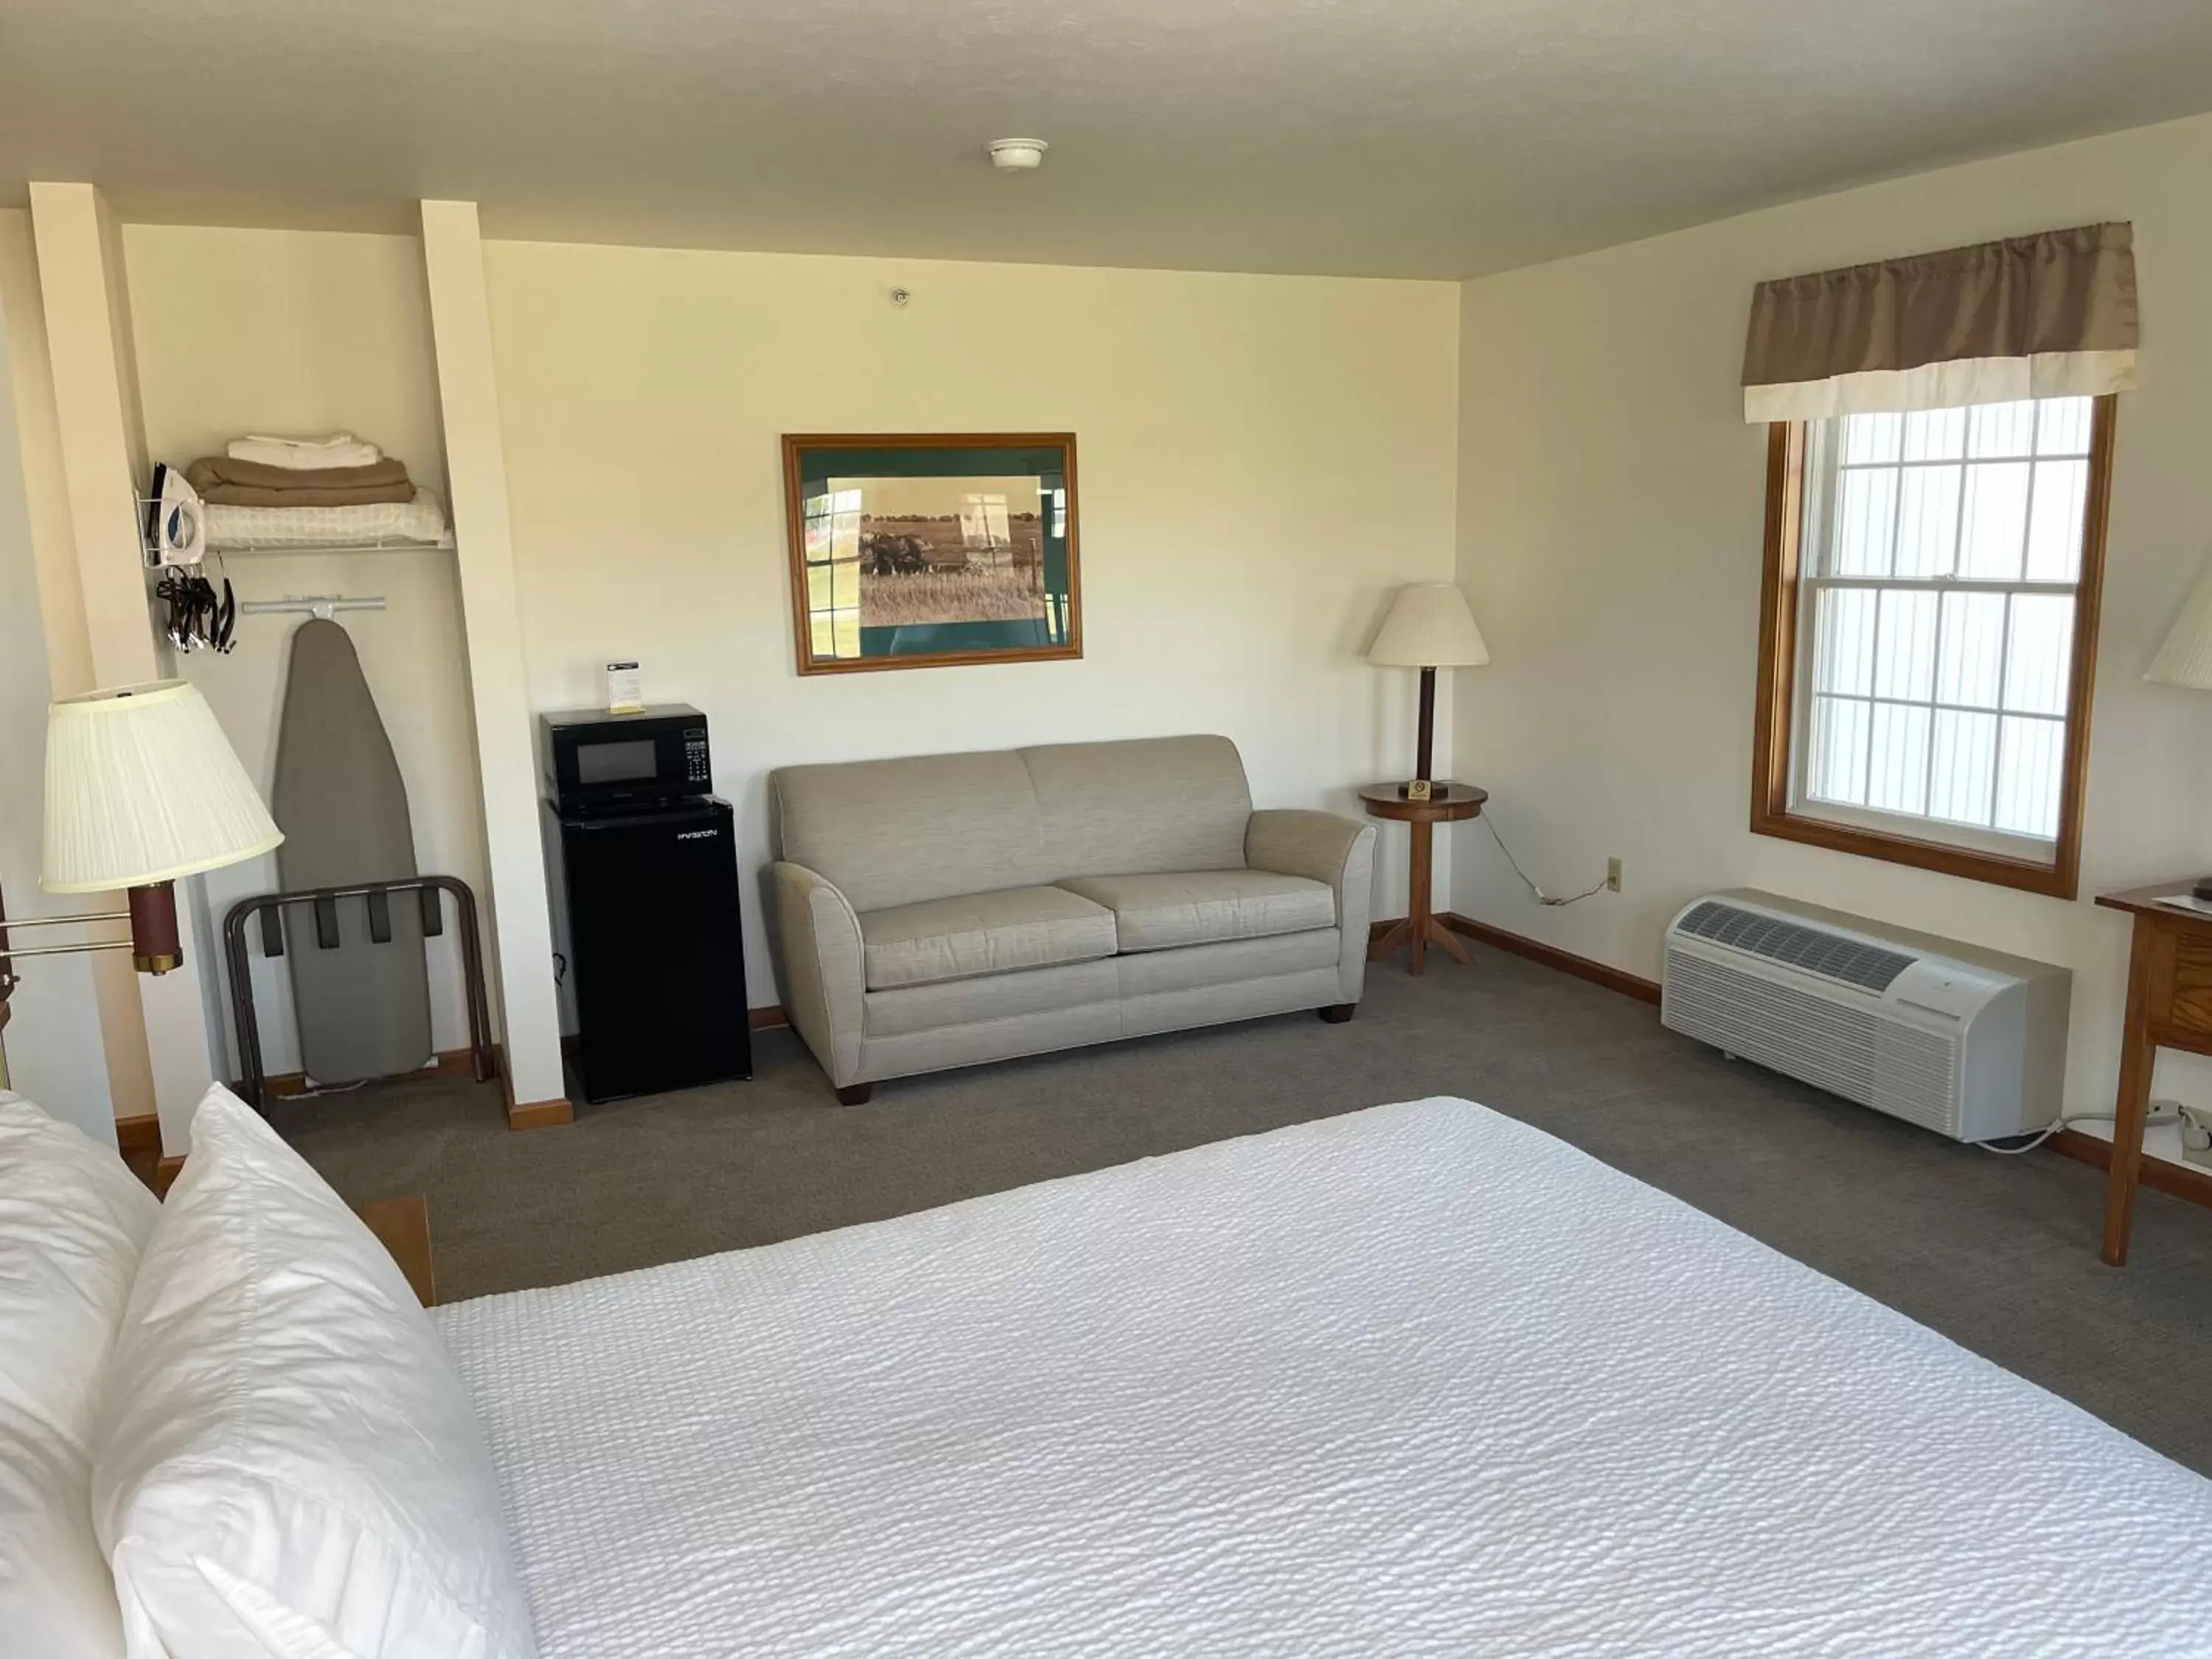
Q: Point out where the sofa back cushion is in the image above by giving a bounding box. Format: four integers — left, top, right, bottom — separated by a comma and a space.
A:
774, 749, 1046, 912
1022, 735, 1253, 880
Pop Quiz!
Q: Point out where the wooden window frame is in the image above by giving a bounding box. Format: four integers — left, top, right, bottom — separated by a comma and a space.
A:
1749, 396, 2117, 900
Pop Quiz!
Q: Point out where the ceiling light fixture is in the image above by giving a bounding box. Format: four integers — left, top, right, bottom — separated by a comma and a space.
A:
987, 138, 1048, 173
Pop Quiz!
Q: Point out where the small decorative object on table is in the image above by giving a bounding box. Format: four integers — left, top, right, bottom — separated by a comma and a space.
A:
782, 434, 1079, 675
1361, 782, 1487, 975
1366, 582, 1489, 799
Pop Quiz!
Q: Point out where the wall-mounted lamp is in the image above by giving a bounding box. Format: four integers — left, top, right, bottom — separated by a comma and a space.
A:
0, 682, 281, 1017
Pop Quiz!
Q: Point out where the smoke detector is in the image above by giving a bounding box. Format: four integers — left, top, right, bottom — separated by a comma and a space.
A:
987, 138, 1048, 173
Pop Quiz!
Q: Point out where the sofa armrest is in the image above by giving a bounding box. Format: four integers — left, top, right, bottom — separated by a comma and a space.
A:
1247, 810, 1377, 1006
1247, 810, 1374, 916
765, 860, 867, 1088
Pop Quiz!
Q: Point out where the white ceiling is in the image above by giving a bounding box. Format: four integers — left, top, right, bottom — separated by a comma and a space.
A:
4, 0, 2211, 279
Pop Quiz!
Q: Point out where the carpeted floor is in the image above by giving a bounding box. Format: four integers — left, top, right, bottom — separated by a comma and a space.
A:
276, 939, 2212, 1474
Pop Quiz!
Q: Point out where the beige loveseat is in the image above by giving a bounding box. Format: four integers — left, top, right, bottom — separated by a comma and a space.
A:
766, 735, 1377, 1103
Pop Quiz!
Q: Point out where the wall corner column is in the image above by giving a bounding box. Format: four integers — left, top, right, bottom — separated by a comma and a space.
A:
27, 181, 215, 1150
417, 200, 570, 1127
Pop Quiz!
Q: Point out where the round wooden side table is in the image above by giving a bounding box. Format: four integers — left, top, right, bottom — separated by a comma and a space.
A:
1359, 782, 1487, 975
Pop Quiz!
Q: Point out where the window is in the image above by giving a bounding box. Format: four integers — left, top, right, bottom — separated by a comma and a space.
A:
1752, 395, 2115, 897
801, 486, 865, 661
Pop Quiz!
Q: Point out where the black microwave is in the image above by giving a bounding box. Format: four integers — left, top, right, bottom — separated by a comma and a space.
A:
540, 704, 712, 813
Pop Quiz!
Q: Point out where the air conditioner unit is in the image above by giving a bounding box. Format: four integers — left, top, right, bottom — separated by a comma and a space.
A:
1660, 888, 2069, 1143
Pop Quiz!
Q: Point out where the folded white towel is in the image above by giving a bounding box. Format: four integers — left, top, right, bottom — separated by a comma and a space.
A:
226, 432, 384, 470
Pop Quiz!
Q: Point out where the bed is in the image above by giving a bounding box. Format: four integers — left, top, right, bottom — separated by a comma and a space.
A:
431, 1096, 2212, 1658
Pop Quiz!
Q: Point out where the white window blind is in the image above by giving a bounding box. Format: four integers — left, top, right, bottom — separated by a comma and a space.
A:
1792, 397, 2094, 849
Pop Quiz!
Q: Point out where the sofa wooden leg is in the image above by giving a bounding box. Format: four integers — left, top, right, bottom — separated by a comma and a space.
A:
835, 1082, 874, 1106
1317, 1004, 1356, 1024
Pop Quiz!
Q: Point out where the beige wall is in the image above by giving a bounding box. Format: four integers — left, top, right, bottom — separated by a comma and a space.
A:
1451, 111, 2212, 1130
0, 210, 116, 1138
119, 224, 489, 1078
481, 241, 1462, 1010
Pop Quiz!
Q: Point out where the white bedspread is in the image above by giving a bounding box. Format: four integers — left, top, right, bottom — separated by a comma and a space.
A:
434, 1097, 2212, 1658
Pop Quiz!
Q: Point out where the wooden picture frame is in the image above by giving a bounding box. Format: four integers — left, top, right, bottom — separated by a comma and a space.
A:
782, 433, 1082, 675
1749, 397, 2116, 900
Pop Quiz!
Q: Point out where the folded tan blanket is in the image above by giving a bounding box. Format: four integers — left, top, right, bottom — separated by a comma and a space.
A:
185, 454, 414, 507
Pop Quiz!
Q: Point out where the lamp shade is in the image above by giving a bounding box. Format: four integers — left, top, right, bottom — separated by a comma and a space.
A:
1367, 582, 1489, 668
2149, 560, 2212, 690
42, 681, 282, 894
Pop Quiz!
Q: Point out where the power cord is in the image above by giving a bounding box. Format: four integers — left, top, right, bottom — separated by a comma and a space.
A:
1975, 1102, 2183, 1155
1482, 815, 1610, 908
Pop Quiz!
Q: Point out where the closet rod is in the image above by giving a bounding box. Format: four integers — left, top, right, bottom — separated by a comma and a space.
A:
238, 595, 386, 620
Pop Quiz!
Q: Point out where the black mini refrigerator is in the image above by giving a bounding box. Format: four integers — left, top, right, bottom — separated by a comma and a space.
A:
549, 796, 752, 1102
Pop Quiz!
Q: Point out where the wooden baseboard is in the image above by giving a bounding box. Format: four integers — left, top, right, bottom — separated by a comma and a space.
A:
2050, 1128, 2212, 1213
503, 1062, 574, 1130
750, 1005, 790, 1030
506, 1097, 574, 1130
1439, 913, 1662, 1004
1370, 911, 1663, 1004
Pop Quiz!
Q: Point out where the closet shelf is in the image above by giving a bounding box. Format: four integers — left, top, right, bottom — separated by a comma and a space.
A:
203, 535, 456, 557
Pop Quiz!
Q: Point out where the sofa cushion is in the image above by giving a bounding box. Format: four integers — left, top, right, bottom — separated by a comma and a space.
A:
774, 750, 1046, 914
866, 959, 1120, 1040
1060, 870, 1335, 953
860, 886, 1117, 990
1021, 736, 1253, 880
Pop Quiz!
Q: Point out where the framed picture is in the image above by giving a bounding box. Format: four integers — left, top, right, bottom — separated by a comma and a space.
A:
782, 433, 1082, 675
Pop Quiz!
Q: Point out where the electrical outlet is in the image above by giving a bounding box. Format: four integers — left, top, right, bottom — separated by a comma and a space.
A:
1606, 858, 1623, 894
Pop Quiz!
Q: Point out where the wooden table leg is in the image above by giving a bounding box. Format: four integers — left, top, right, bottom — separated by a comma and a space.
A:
1368, 917, 1412, 961
1406, 819, 1433, 975
2102, 922, 2156, 1267
1426, 916, 1472, 965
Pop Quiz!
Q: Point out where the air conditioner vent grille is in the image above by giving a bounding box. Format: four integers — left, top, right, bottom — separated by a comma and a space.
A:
1663, 952, 1963, 1136
1677, 900, 1916, 993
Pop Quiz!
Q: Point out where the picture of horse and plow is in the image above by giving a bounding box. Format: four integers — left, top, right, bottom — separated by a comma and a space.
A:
784, 433, 1082, 675
853, 477, 1048, 628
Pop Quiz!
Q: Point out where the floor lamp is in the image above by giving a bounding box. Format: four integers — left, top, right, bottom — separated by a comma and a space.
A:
1367, 582, 1489, 801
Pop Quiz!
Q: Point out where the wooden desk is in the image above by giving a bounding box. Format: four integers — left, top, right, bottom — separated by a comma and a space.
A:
1360, 782, 1487, 975
2090, 883, 2212, 1265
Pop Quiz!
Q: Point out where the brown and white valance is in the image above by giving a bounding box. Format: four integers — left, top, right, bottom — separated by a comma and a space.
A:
1741, 221, 2138, 423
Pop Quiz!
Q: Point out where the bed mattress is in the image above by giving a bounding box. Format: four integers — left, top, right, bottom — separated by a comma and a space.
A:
434, 1096, 2212, 1658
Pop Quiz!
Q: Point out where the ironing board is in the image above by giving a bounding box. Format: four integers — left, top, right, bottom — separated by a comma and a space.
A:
271, 618, 432, 1084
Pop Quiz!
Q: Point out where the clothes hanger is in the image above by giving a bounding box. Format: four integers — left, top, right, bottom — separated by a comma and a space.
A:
156, 568, 237, 654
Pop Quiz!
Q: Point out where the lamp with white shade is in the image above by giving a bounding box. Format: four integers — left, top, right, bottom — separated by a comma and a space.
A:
1, 681, 281, 995
2148, 563, 2212, 900
1367, 582, 1489, 801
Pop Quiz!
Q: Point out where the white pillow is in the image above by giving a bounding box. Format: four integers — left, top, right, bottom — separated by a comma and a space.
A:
91, 1084, 538, 1659
0, 1090, 162, 1659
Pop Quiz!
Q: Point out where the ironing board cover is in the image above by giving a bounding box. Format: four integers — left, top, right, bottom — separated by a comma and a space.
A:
271, 618, 433, 1084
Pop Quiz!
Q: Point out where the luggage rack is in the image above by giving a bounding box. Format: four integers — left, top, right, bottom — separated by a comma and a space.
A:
221, 874, 494, 1108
